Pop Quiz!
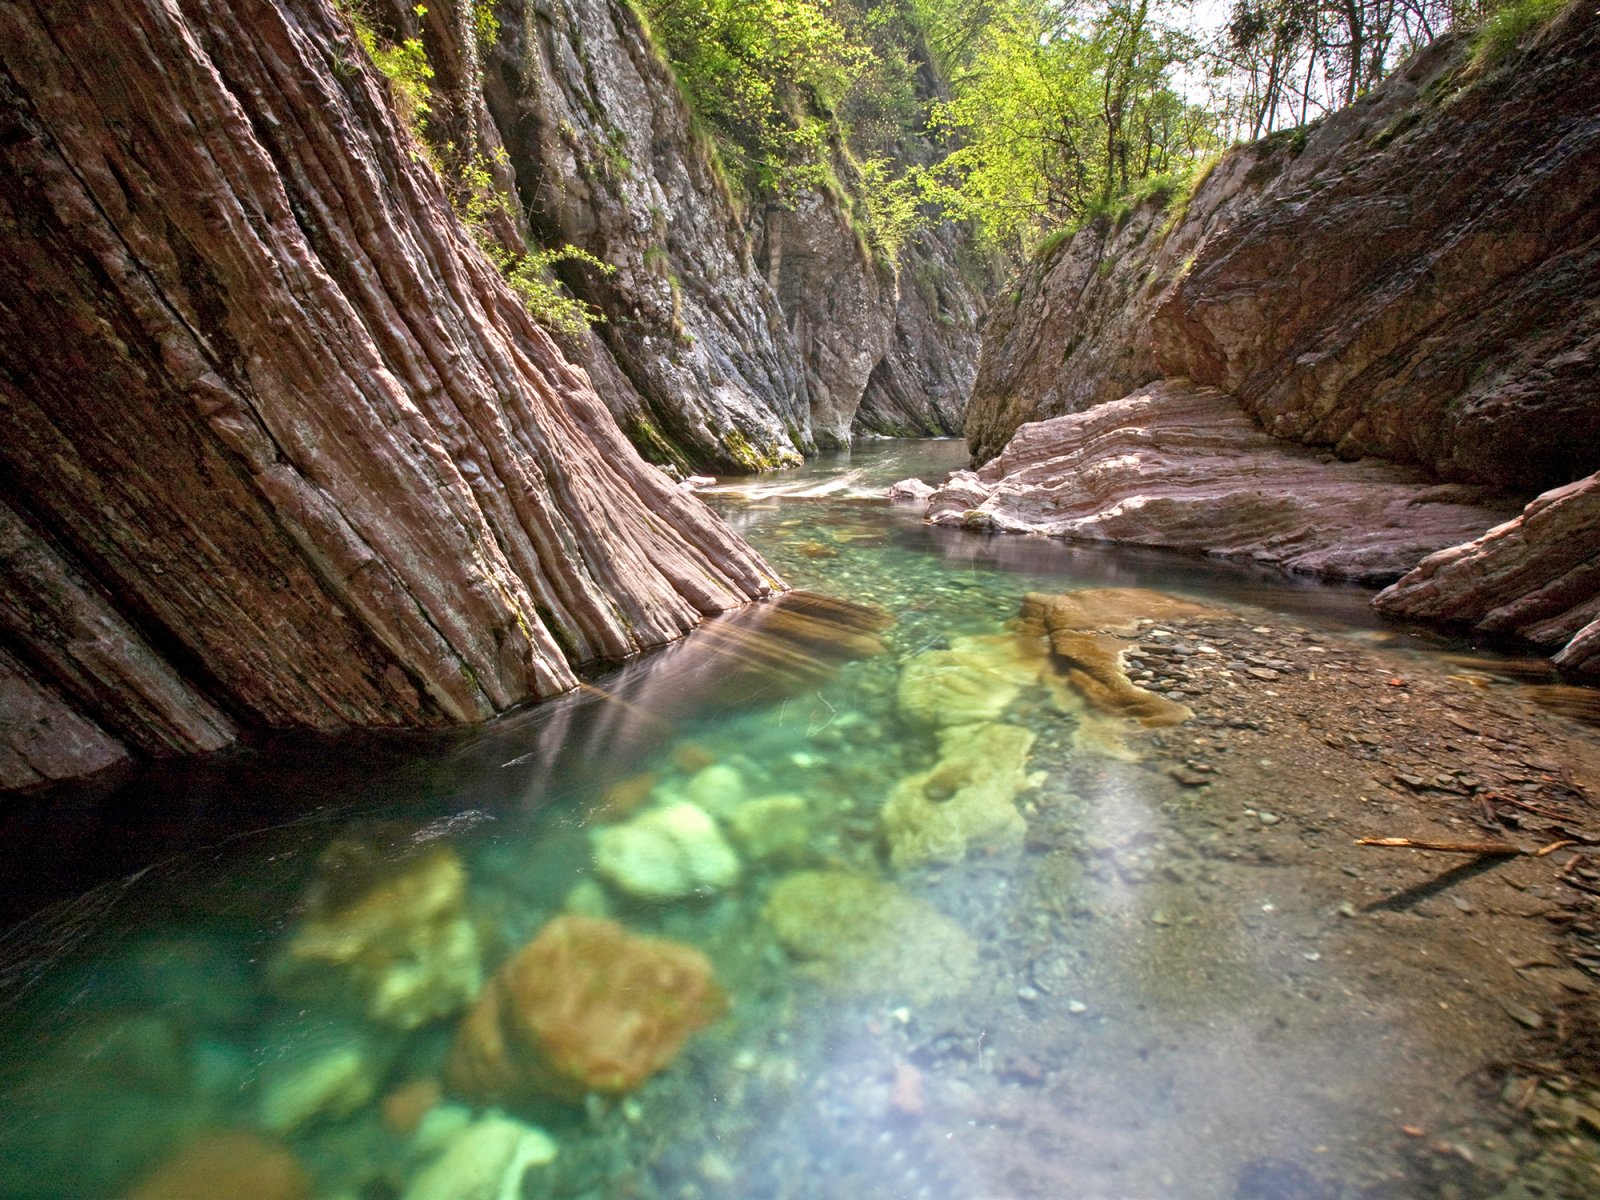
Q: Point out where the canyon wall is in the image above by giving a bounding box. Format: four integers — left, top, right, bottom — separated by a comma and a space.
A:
0, 0, 781, 788
968, 8, 1599, 486
475, 0, 983, 464
938, 2, 1598, 674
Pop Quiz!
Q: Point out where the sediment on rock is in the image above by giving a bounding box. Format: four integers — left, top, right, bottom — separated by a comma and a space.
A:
0, 0, 779, 788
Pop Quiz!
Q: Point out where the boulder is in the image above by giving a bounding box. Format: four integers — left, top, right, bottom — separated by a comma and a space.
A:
1376, 471, 1600, 677
271, 834, 482, 1029
931, 383, 1514, 584
123, 1131, 309, 1200
400, 1112, 556, 1200
896, 634, 1046, 728
591, 802, 741, 901
763, 870, 978, 1004
446, 915, 726, 1103
880, 723, 1035, 870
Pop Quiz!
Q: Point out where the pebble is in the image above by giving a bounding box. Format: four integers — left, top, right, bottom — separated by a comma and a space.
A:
1067, 1000, 1088, 1015
1257, 811, 1281, 826
1017, 986, 1040, 1003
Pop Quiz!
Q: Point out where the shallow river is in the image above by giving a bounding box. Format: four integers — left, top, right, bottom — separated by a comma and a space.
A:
1, 441, 1595, 1200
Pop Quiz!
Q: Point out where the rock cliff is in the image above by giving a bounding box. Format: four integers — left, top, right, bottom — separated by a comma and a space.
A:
0, 0, 780, 788
968, 7, 1599, 486
475, 0, 982, 464
938, 2, 1599, 674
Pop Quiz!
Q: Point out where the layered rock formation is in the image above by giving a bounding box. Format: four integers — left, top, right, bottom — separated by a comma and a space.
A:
931, 383, 1516, 583
1376, 472, 1600, 675
476, 0, 983, 463
968, 7, 1600, 485
941, 3, 1598, 673
0, 0, 781, 788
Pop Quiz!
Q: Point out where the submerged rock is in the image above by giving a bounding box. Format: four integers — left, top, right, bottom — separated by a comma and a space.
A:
724, 794, 814, 864
591, 801, 741, 901
763, 870, 978, 1004
447, 915, 726, 1103
122, 1131, 309, 1200
271, 835, 482, 1030
256, 1017, 390, 1135
897, 635, 1046, 728
400, 1112, 556, 1200
880, 723, 1035, 870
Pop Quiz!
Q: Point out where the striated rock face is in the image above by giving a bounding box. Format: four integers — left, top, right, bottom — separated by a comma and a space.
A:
955, 6, 1598, 671
480, 0, 981, 465
854, 227, 985, 440
483, 0, 811, 470
1376, 473, 1600, 678
930, 384, 1515, 583
969, 7, 1600, 487
0, 0, 779, 788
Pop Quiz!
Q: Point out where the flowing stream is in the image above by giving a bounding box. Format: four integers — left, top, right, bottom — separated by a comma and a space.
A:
2, 441, 1596, 1200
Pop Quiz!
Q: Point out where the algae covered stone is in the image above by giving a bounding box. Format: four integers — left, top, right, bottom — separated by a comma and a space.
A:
763, 870, 977, 1005
446, 915, 726, 1104
896, 634, 1044, 728
401, 1112, 556, 1200
271, 831, 482, 1029
880, 722, 1035, 870
724, 794, 812, 863
592, 801, 741, 901
123, 1131, 310, 1200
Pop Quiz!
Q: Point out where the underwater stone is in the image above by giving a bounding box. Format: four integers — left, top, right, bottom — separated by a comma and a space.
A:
123, 1130, 310, 1200
256, 1018, 389, 1135
763, 870, 978, 1005
592, 801, 741, 901
724, 794, 812, 863
1018, 591, 1196, 730
682, 763, 746, 815
400, 1112, 556, 1200
271, 834, 483, 1030
896, 634, 1046, 728
446, 915, 726, 1104
880, 723, 1035, 870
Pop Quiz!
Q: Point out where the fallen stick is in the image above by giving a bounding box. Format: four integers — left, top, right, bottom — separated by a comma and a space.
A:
1355, 836, 1580, 858
1355, 836, 1525, 856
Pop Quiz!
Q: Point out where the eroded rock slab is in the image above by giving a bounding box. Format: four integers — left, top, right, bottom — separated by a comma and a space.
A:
1376, 471, 1600, 677
927, 383, 1512, 584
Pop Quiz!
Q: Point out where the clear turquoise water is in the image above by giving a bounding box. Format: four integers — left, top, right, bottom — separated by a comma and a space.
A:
0, 441, 1586, 1199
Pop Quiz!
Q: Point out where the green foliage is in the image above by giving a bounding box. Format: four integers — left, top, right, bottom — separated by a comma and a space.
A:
635, 0, 867, 197
339, 1, 609, 338
920, 0, 1220, 255
353, 6, 434, 127
855, 157, 928, 262
1472, 0, 1566, 64
490, 244, 616, 338
471, 0, 500, 46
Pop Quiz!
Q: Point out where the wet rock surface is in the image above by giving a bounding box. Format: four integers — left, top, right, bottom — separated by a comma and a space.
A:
922, 382, 1518, 584
1377, 471, 1600, 679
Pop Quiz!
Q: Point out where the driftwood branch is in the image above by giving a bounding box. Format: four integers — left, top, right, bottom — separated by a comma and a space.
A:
1355, 836, 1577, 858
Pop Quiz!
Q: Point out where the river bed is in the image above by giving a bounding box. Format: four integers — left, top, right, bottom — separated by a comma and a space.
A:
2, 441, 1597, 1200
